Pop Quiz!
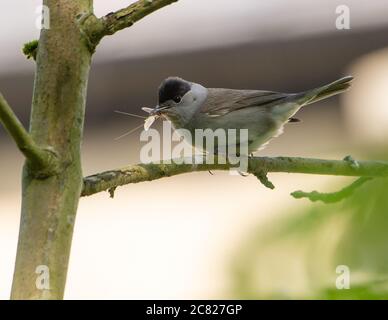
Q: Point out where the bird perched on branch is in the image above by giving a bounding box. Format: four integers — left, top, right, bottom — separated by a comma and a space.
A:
143, 76, 353, 154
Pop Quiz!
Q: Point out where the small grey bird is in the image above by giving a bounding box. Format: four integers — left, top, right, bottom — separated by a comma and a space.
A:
146, 76, 353, 154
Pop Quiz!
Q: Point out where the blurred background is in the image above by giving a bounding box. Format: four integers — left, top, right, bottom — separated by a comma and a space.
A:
1, 0, 388, 299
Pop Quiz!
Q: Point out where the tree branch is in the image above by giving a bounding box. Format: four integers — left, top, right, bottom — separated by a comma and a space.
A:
0, 93, 58, 177
82, 0, 180, 48
81, 156, 388, 197
291, 177, 373, 203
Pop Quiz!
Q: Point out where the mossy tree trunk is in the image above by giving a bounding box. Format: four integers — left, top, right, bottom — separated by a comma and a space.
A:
11, 0, 93, 299
1, 0, 179, 300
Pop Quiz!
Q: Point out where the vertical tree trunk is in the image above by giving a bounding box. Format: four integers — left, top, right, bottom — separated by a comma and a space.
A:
11, 0, 93, 299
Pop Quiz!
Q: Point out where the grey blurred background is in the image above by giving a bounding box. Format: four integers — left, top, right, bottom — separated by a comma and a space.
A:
1, 0, 388, 299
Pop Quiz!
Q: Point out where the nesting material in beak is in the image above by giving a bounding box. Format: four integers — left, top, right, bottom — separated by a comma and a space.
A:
142, 107, 160, 131
144, 115, 159, 131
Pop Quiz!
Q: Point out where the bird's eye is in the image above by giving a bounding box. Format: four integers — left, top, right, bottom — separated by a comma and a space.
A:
173, 96, 181, 103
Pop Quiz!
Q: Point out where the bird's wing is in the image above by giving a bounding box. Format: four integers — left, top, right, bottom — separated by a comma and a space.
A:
200, 88, 290, 117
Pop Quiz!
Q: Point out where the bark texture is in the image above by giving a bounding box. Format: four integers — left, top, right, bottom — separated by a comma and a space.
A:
11, 0, 93, 299
82, 157, 388, 197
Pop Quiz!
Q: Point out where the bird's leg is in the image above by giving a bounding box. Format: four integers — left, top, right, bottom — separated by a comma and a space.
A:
235, 153, 254, 176
238, 171, 249, 177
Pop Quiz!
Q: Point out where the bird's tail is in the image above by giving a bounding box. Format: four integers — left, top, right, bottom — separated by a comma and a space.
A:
297, 76, 354, 106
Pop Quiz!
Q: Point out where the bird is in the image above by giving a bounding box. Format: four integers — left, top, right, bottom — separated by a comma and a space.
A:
144, 76, 353, 155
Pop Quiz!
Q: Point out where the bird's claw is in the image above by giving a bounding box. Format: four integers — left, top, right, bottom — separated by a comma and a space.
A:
238, 171, 249, 177
343, 155, 359, 169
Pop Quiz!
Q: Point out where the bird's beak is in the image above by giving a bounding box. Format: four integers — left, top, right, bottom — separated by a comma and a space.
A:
142, 105, 169, 116
142, 106, 155, 114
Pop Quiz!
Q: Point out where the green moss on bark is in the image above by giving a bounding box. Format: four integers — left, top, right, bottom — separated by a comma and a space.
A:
22, 40, 38, 60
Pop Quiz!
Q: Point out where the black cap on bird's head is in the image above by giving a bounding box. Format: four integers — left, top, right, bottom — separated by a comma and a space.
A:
158, 77, 191, 105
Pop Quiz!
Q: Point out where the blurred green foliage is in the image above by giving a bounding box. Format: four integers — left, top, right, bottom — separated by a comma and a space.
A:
230, 156, 388, 300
